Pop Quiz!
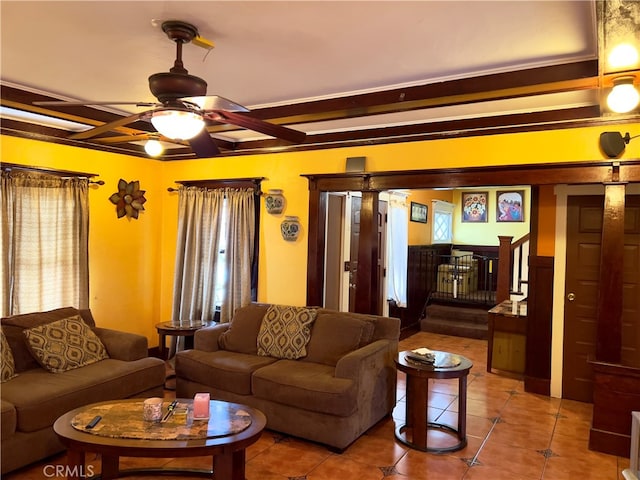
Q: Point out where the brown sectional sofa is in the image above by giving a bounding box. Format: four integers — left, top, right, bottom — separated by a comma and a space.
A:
1, 307, 166, 474
175, 304, 400, 451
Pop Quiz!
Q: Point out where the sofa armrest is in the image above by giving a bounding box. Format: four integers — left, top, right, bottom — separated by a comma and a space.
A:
334, 339, 391, 380
193, 323, 229, 352
334, 339, 397, 416
93, 327, 149, 361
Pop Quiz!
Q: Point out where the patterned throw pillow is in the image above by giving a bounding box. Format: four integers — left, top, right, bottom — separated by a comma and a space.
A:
257, 305, 318, 359
0, 328, 17, 382
23, 315, 109, 373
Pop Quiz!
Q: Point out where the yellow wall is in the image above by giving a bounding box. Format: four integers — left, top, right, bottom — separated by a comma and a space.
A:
3, 123, 638, 345
407, 189, 453, 245
537, 185, 557, 256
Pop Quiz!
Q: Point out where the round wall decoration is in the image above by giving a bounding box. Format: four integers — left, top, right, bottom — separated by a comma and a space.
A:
109, 179, 147, 219
265, 189, 285, 214
281, 216, 301, 241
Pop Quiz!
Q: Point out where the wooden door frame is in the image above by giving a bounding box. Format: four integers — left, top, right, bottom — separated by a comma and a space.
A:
305, 160, 640, 307
304, 159, 640, 392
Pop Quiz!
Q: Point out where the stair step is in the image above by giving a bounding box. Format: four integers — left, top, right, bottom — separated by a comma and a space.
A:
420, 317, 488, 340
425, 305, 489, 325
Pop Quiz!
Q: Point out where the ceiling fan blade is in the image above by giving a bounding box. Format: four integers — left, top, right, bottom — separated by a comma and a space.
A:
182, 95, 249, 112
69, 112, 150, 140
211, 110, 306, 143
34, 100, 159, 107
188, 129, 221, 157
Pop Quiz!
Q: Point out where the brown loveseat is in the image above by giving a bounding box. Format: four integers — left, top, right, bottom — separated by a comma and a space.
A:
175, 303, 400, 451
1, 307, 166, 474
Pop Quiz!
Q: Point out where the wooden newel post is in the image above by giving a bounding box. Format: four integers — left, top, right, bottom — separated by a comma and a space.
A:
496, 236, 514, 303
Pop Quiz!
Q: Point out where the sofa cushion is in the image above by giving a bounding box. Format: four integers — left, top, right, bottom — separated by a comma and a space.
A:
218, 304, 269, 354
302, 313, 375, 366
257, 305, 318, 360
23, 316, 109, 373
1, 399, 17, 440
252, 360, 357, 417
0, 357, 165, 433
176, 349, 278, 396
1, 328, 18, 382
317, 309, 399, 343
1, 307, 95, 373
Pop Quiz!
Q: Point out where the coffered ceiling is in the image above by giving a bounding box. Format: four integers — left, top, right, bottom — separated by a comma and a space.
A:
1, 1, 639, 160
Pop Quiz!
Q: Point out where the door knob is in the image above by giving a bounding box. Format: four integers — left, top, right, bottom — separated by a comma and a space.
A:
567, 292, 576, 302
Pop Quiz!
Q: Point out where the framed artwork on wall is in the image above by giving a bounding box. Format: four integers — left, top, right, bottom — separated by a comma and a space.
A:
410, 202, 428, 223
461, 192, 488, 223
496, 190, 525, 222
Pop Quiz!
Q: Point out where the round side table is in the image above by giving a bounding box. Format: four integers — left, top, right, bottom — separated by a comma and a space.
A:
155, 321, 208, 360
395, 350, 473, 452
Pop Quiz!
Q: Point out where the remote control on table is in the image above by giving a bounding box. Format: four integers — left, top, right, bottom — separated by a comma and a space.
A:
85, 415, 102, 429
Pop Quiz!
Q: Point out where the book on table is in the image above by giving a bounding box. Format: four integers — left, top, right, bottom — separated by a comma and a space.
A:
405, 348, 436, 365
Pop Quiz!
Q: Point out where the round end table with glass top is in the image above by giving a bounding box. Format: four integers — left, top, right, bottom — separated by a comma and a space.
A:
395, 350, 473, 453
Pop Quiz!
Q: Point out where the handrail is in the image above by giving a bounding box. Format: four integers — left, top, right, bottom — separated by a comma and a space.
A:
511, 233, 530, 250
496, 234, 530, 303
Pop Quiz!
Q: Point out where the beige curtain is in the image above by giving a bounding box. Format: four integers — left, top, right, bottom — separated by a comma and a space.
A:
171, 186, 256, 325
171, 186, 224, 326
220, 189, 255, 323
1, 170, 89, 316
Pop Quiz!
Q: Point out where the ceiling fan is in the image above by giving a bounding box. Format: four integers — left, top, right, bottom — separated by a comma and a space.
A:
34, 20, 306, 157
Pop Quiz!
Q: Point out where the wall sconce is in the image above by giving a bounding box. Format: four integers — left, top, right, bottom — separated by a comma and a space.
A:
144, 135, 164, 157
607, 76, 640, 113
150, 107, 205, 140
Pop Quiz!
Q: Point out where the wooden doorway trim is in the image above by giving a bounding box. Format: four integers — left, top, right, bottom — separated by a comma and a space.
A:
304, 159, 640, 309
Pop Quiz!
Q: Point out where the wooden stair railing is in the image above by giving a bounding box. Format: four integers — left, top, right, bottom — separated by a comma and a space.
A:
496, 234, 530, 303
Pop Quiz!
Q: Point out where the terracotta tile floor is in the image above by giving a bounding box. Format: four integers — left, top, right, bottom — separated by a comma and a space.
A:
5, 331, 631, 479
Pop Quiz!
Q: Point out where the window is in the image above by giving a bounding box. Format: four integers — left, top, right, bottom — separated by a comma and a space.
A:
431, 200, 455, 244
213, 199, 229, 311
1, 169, 90, 316
171, 179, 260, 325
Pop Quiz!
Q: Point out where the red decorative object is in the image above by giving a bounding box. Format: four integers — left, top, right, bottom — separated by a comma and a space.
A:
109, 179, 147, 219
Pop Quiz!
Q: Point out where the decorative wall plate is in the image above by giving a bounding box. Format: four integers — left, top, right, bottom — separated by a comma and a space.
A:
109, 179, 147, 219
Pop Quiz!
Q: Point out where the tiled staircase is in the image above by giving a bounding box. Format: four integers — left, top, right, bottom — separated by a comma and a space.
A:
419, 303, 489, 340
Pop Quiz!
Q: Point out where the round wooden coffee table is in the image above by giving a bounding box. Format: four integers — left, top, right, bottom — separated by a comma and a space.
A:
395, 350, 473, 452
53, 398, 266, 480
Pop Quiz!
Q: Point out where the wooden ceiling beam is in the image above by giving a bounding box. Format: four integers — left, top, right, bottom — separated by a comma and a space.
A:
208, 60, 601, 129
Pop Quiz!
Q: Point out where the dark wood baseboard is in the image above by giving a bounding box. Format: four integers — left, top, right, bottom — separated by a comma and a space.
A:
400, 325, 420, 340
524, 376, 550, 396
589, 360, 640, 457
588, 427, 630, 457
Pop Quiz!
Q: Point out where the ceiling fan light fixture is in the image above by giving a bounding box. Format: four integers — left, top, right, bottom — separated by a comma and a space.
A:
144, 137, 164, 157
607, 76, 640, 114
150, 108, 205, 140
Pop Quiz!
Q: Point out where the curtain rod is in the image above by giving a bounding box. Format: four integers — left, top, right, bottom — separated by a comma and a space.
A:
1, 162, 100, 181
167, 186, 261, 193
167, 177, 264, 193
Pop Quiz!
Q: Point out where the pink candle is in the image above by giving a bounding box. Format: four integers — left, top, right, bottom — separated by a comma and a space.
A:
193, 393, 210, 419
